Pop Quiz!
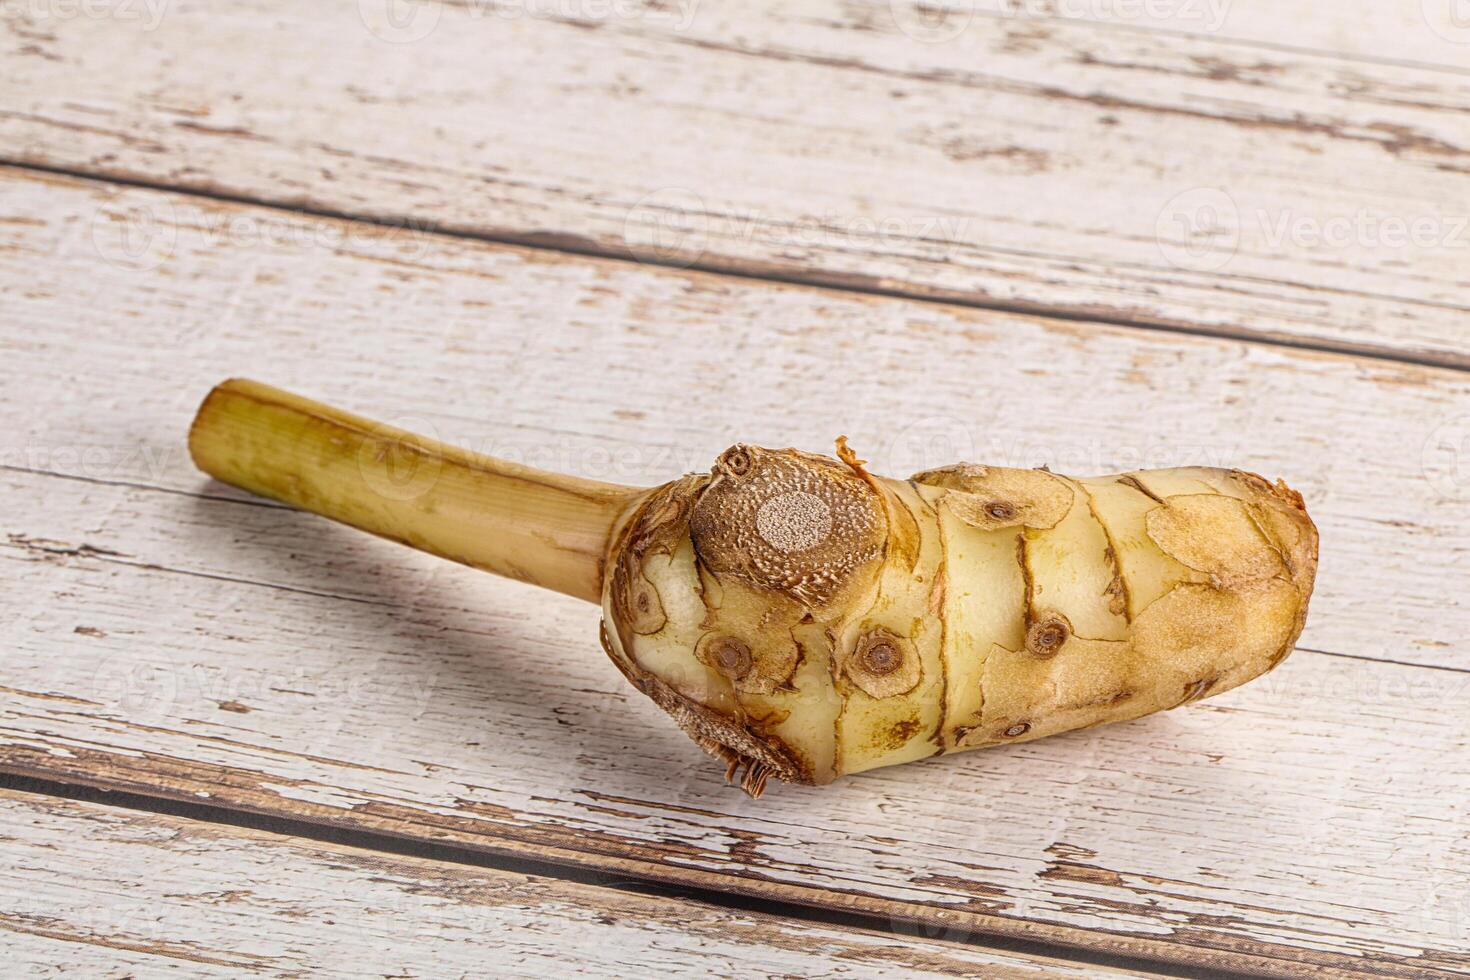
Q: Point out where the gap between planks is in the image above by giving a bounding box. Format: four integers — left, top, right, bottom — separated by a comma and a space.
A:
7, 1, 1470, 368
0, 773, 1306, 980
5, 159, 1464, 975
3, 157, 1467, 376
4, 512, 1467, 978
0, 779, 1166, 979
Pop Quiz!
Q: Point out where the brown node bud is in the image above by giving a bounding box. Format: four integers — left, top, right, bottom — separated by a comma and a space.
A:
1025, 616, 1071, 658
694, 631, 797, 695
860, 638, 902, 676
719, 446, 753, 477
842, 628, 920, 700
985, 500, 1017, 521
708, 637, 752, 679
914, 464, 1074, 531
607, 474, 705, 643
616, 569, 667, 636
1003, 722, 1031, 738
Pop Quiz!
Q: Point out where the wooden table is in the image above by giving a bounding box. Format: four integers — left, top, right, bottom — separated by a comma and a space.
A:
2, 2, 1468, 975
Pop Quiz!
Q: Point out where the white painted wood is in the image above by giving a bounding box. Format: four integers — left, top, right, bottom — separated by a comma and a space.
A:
6, 523, 1470, 976
3, 170, 1467, 672
2, 170, 1469, 974
1, 789, 1140, 978
3, 3, 1469, 365
959, 1, 1470, 67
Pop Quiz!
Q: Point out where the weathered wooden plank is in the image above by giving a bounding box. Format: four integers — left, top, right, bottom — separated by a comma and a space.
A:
4, 541, 1470, 977
3, 3, 1469, 365
4, 168, 1467, 673
2, 169, 1470, 975
1, 788, 1143, 978
929, 1, 1470, 67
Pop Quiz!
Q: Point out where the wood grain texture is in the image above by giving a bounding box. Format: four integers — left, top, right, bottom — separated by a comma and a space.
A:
1, 789, 1143, 978
960, 1, 1470, 68
3, 2, 1469, 365
8, 489, 1470, 977
5, 168, 1467, 672
3, 169, 1470, 976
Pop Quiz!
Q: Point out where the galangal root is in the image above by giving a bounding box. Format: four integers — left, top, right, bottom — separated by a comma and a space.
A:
190, 379, 1318, 797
